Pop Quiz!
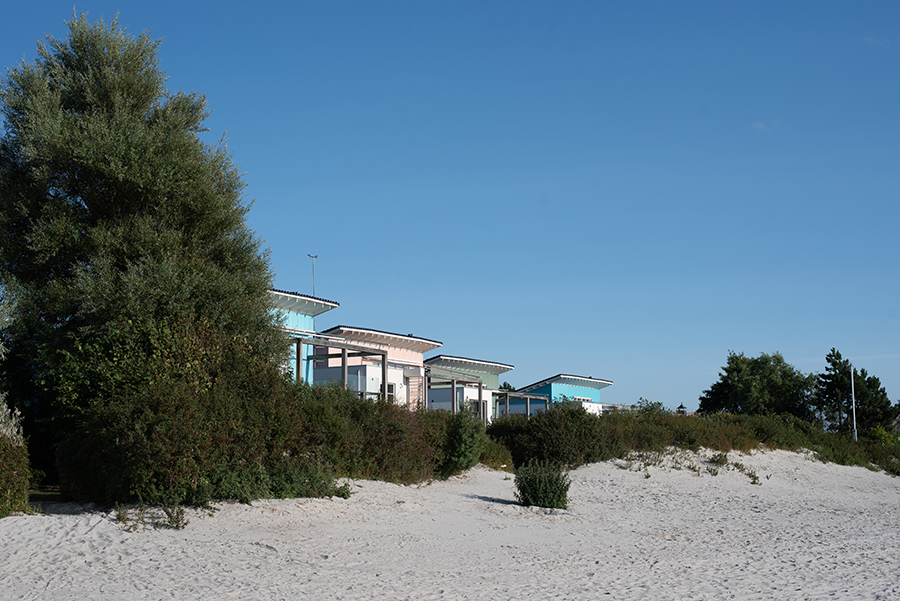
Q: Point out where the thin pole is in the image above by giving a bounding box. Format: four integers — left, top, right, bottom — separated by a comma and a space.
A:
308, 254, 318, 330
308, 254, 318, 296
851, 364, 858, 441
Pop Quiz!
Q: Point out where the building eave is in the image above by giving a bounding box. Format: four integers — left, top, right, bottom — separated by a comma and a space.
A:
517, 373, 613, 393
269, 289, 339, 317
424, 355, 514, 375
321, 325, 442, 353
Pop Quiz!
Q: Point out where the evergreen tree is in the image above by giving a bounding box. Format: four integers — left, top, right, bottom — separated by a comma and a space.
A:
815, 349, 897, 435
0, 14, 286, 480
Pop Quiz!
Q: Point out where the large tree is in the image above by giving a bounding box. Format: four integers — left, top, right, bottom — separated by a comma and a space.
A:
698, 351, 817, 421
0, 14, 286, 480
815, 349, 898, 435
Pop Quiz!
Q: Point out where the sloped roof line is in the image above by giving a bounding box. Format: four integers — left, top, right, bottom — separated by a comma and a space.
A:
517, 373, 613, 393
269, 288, 340, 307
321, 325, 442, 350
424, 355, 514, 373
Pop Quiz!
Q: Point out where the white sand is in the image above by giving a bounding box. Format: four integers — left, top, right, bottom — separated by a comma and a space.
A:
1, 449, 898, 601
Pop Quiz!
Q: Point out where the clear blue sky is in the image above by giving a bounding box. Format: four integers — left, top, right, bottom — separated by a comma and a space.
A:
3, 2, 898, 410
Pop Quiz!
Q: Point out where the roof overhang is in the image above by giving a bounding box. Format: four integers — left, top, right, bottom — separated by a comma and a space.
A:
517, 373, 613, 393
269, 289, 339, 317
321, 325, 442, 353
424, 355, 514, 375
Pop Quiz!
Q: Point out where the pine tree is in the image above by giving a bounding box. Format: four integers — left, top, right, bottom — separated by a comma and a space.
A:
816, 349, 897, 435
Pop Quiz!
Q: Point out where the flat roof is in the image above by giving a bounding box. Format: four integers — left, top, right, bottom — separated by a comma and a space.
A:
269, 289, 339, 317
321, 325, 442, 353
424, 355, 514, 375
517, 374, 613, 393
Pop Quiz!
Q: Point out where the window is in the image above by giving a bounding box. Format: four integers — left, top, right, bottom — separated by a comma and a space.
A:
314, 346, 327, 368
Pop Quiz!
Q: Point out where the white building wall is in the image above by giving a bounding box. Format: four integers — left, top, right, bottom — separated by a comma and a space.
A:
314, 363, 412, 405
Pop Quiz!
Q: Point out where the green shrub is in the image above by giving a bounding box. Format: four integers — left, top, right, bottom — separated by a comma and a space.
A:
439, 410, 485, 478
52, 316, 344, 505
488, 403, 607, 468
491, 403, 900, 476
295, 384, 439, 484
514, 460, 570, 509
480, 435, 514, 472
869, 425, 900, 449
1, 439, 30, 518
484, 413, 530, 467
0, 403, 29, 518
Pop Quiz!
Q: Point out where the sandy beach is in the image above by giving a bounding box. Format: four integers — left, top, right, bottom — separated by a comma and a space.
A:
1, 449, 898, 601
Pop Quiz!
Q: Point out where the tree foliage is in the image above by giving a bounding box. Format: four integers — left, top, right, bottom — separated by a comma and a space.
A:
1, 318, 31, 517
0, 14, 286, 482
698, 351, 817, 421
815, 348, 897, 435
699, 349, 898, 437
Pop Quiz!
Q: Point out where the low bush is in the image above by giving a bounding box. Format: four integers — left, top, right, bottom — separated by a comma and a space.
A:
490, 403, 900, 476
52, 316, 349, 505
480, 435, 514, 472
295, 384, 439, 484
488, 404, 606, 468
47, 314, 504, 505
438, 410, 485, 478
514, 460, 570, 509
0, 403, 29, 518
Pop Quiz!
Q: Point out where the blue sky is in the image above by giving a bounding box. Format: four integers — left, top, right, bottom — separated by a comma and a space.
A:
3, 2, 898, 409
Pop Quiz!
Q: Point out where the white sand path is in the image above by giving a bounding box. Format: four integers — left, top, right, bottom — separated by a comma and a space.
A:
1, 449, 898, 600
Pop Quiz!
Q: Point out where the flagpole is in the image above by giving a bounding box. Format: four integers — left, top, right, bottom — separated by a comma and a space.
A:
851, 364, 858, 441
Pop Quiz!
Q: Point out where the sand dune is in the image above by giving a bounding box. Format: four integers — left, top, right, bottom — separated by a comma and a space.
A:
2, 449, 898, 600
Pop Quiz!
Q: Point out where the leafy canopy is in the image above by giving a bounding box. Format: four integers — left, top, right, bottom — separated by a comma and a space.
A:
698, 351, 817, 421
698, 349, 898, 436
0, 13, 285, 479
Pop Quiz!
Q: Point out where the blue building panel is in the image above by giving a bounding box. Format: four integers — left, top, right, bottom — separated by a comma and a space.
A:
277, 308, 315, 333
268, 289, 339, 384
517, 374, 613, 410
549, 382, 601, 403
523, 382, 601, 404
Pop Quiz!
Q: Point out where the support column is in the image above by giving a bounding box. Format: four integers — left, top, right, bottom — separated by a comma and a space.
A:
381, 352, 388, 400
295, 339, 302, 383
478, 383, 484, 424
526, 396, 531, 418
451, 380, 457, 414
341, 348, 348, 386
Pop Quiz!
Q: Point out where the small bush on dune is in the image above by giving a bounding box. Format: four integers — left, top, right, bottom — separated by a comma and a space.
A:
514, 460, 570, 509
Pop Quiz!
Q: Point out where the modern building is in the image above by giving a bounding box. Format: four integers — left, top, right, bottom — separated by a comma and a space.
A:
313, 325, 442, 407
516, 374, 616, 415
424, 355, 514, 420
269, 289, 339, 383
